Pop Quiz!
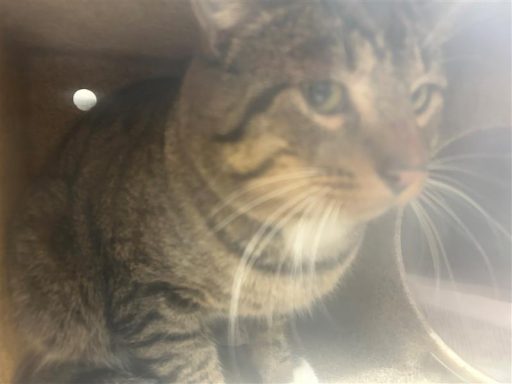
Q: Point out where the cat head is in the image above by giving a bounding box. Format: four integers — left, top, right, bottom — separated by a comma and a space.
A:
179, 0, 455, 248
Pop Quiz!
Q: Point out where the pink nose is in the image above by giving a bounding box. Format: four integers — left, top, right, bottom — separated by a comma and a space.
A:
380, 169, 427, 195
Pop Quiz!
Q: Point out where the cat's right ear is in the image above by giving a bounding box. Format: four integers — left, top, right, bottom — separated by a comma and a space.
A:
190, 0, 252, 56
417, 0, 468, 49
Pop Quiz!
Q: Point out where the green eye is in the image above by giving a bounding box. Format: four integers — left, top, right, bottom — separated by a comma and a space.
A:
302, 81, 348, 115
411, 84, 436, 115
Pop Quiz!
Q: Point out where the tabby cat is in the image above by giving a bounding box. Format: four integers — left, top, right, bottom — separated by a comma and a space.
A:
7, 1, 449, 383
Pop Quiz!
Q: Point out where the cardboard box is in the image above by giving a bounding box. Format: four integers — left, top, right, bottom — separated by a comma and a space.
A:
0, 1, 509, 383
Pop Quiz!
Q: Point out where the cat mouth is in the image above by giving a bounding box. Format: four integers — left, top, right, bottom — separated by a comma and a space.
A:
319, 168, 427, 222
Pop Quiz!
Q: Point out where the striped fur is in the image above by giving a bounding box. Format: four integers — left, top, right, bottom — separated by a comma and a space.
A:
7, 1, 450, 382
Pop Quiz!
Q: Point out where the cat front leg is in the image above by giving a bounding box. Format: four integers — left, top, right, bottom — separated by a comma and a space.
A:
111, 281, 225, 383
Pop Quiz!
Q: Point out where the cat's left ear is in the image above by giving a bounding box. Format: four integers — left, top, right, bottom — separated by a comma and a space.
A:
419, 0, 468, 48
190, 0, 254, 56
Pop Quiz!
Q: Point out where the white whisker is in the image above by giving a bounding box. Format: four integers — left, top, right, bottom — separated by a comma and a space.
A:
292, 193, 326, 306
260, 195, 321, 317
421, 189, 499, 297
415, 201, 456, 287
228, 188, 318, 348
213, 179, 313, 232
428, 173, 486, 202
310, 200, 342, 323
432, 127, 507, 157
432, 153, 511, 165
410, 202, 442, 296
427, 163, 509, 187
208, 169, 318, 218
414, 199, 477, 343
426, 179, 511, 239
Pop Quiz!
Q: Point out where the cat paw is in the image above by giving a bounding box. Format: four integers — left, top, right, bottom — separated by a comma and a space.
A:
292, 359, 319, 384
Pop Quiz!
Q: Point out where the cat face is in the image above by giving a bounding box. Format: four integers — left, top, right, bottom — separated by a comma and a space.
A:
181, 0, 448, 251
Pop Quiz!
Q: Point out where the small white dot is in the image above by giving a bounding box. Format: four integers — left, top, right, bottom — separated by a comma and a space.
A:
73, 89, 97, 111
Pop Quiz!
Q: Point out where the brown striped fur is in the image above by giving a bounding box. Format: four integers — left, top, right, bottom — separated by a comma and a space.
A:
6, 1, 451, 382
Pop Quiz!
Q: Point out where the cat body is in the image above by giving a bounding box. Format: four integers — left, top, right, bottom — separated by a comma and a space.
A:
7, 1, 448, 382
8, 76, 343, 384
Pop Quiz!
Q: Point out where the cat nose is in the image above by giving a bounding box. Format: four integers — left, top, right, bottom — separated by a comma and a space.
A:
379, 167, 427, 195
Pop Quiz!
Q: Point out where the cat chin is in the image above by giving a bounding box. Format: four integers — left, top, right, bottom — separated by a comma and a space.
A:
282, 214, 361, 263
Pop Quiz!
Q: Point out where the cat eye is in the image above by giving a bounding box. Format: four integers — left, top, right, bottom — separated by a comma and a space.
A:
411, 84, 440, 115
302, 81, 348, 115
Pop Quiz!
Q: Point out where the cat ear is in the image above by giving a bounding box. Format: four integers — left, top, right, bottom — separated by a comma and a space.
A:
420, 0, 468, 49
190, 0, 252, 55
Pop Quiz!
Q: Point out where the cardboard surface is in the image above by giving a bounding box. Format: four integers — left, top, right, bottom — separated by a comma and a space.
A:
1, 0, 198, 58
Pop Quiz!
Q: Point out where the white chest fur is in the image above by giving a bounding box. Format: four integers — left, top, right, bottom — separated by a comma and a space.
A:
282, 214, 355, 264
